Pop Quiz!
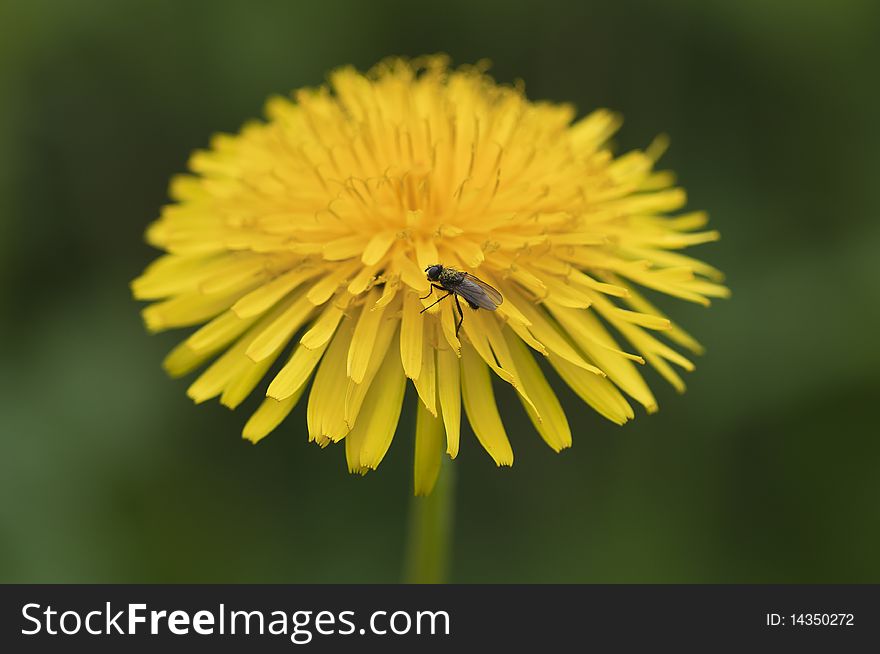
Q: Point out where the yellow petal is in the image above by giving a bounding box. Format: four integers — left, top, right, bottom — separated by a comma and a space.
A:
473, 270, 531, 326
436, 344, 461, 458
546, 303, 645, 364
412, 322, 437, 416
643, 352, 686, 393
231, 266, 320, 318
453, 238, 484, 267
131, 253, 220, 299
549, 355, 634, 425
186, 298, 292, 403
619, 247, 716, 275
307, 260, 360, 305
341, 311, 400, 439
299, 298, 348, 350
506, 321, 548, 355
542, 274, 593, 309
610, 264, 711, 306
306, 318, 354, 442
468, 310, 539, 416
413, 402, 445, 495
245, 291, 314, 362
568, 269, 630, 297
220, 352, 280, 409
503, 328, 571, 451
199, 257, 268, 294
501, 285, 603, 375
460, 311, 516, 387
345, 338, 407, 471
588, 292, 693, 393
186, 337, 251, 404
347, 288, 385, 383
606, 274, 703, 354
437, 296, 461, 354
548, 232, 608, 246
608, 306, 672, 330
400, 291, 424, 379
460, 343, 513, 466
413, 237, 440, 269
346, 264, 379, 295
373, 275, 401, 309
362, 231, 396, 265
323, 234, 367, 260
162, 341, 215, 378
168, 174, 208, 202
185, 309, 258, 352
142, 285, 254, 332
267, 338, 330, 400
547, 304, 657, 413
606, 187, 686, 214
394, 250, 430, 293
242, 384, 307, 444
569, 109, 622, 153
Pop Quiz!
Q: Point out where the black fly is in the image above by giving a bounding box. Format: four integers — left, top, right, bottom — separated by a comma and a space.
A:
420, 264, 503, 337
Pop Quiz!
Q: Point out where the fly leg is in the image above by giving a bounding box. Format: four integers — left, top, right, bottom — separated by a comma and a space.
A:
454, 294, 465, 337
420, 284, 446, 300
420, 290, 451, 314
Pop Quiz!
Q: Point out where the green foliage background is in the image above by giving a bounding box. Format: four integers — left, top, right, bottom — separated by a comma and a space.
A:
1, 0, 878, 582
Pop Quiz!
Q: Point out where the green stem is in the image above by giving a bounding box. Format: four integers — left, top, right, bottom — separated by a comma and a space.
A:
403, 457, 456, 584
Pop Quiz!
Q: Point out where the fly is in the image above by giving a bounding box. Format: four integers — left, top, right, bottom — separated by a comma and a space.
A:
420, 264, 503, 337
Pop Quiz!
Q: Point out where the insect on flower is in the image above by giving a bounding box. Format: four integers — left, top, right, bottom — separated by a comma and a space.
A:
132, 56, 728, 495
420, 264, 503, 337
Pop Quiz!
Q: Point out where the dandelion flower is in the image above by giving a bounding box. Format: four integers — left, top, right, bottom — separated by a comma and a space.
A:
133, 56, 727, 495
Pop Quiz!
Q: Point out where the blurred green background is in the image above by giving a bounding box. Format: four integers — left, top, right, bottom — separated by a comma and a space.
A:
2, 0, 879, 583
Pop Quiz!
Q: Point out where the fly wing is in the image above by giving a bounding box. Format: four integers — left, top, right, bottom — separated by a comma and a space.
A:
458, 273, 503, 310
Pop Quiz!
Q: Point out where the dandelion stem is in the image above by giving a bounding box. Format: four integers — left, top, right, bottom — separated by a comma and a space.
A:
404, 456, 455, 583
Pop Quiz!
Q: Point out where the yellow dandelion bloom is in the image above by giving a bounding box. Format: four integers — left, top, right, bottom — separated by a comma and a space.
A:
133, 56, 727, 495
